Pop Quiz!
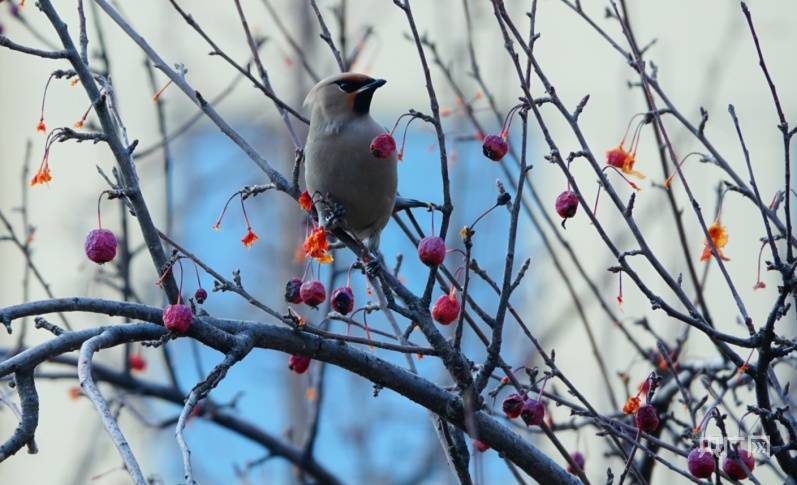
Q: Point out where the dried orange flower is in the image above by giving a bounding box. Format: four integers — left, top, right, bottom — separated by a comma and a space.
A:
30, 165, 52, 186
69, 78, 80, 86
241, 227, 259, 248
35, 117, 46, 133
68, 386, 81, 400
303, 227, 333, 264
700, 221, 730, 262
298, 191, 312, 212
622, 395, 641, 415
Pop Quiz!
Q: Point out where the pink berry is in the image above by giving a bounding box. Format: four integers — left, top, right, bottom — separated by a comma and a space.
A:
162, 303, 192, 333
520, 399, 545, 427
418, 236, 446, 267
472, 439, 489, 453
502, 393, 524, 419
194, 288, 208, 304
285, 278, 304, 304
687, 448, 715, 479
555, 190, 579, 219
432, 291, 459, 325
370, 133, 396, 159
128, 354, 146, 372
84, 228, 117, 264
330, 286, 354, 315
288, 354, 311, 374
635, 404, 659, 432
722, 449, 754, 480
482, 134, 508, 161
300, 280, 326, 307
567, 451, 586, 475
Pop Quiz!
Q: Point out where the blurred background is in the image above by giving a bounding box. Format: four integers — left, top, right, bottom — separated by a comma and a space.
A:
1, 0, 795, 483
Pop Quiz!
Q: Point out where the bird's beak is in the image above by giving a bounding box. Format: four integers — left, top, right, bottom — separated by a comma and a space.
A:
356, 78, 386, 94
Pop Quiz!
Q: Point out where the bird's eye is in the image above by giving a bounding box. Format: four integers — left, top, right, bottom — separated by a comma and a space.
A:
334, 80, 359, 93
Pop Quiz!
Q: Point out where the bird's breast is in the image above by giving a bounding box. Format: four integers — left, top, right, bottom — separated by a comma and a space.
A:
305, 117, 398, 237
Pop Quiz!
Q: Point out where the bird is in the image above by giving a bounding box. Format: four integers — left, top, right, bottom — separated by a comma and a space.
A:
303, 72, 397, 253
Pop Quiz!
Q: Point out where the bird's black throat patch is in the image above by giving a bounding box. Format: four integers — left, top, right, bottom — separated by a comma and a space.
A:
353, 90, 375, 115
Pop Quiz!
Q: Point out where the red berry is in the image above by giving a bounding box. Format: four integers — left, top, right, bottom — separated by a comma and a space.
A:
418, 236, 446, 267
555, 190, 579, 219
502, 393, 524, 419
567, 451, 586, 475
300, 280, 326, 307
482, 134, 508, 161
194, 288, 208, 304
285, 278, 304, 304
163, 303, 192, 333
472, 439, 489, 453
370, 133, 396, 159
330, 286, 354, 315
687, 448, 715, 479
84, 228, 117, 264
288, 354, 311, 374
432, 290, 460, 325
635, 404, 659, 432
520, 399, 545, 427
606, 147, 627, 168
722, 449, 754, 480
128, 353, 146, 372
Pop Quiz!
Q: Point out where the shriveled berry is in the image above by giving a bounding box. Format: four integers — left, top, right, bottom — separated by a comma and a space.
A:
432, 290, 459, 325
370, 133, 396, 159
194, 288, 208, 304
482, 134, 508, 161
84, 228, 117, 264
128, 354, 146, 372
472, 439, 489, 453
288, 354, 311, 374
300, 280, 326, 307
567, 451, 586, 475
606, 146, 628, 168
687, 448, 715, 479
163, 303, 192, 333
555, 190, 579, 219
331, 286, 354, 315
520, 399, 545, 427
722, 449, 754, 480
502, 393, 524, 419
418, 236, 446, 267
285, 278, 304, 304
635, 404, 659, 432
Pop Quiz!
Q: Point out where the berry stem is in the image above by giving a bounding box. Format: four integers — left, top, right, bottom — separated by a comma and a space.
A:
239, 193, 253, 231
37, 72, 57, 131
192, 259, 202, 288
176, 259, 185, 304
212, 191, 242, 230
618, 112, 647, 147
664, 151, 705, 188
754, 240, 767, 289
96, 190, 109, 229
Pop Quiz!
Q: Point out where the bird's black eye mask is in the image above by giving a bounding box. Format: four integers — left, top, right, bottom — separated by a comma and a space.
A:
333, 78, 369, 93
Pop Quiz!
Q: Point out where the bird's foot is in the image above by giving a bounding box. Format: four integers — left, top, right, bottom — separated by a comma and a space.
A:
322, 199, 347, 230
364, 254, 384, 278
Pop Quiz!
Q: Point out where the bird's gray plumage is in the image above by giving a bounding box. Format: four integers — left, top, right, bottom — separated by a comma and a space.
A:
304, 73, 397, 250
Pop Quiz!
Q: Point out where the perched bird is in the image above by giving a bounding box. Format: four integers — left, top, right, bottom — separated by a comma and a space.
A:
304, 72, 397, 252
